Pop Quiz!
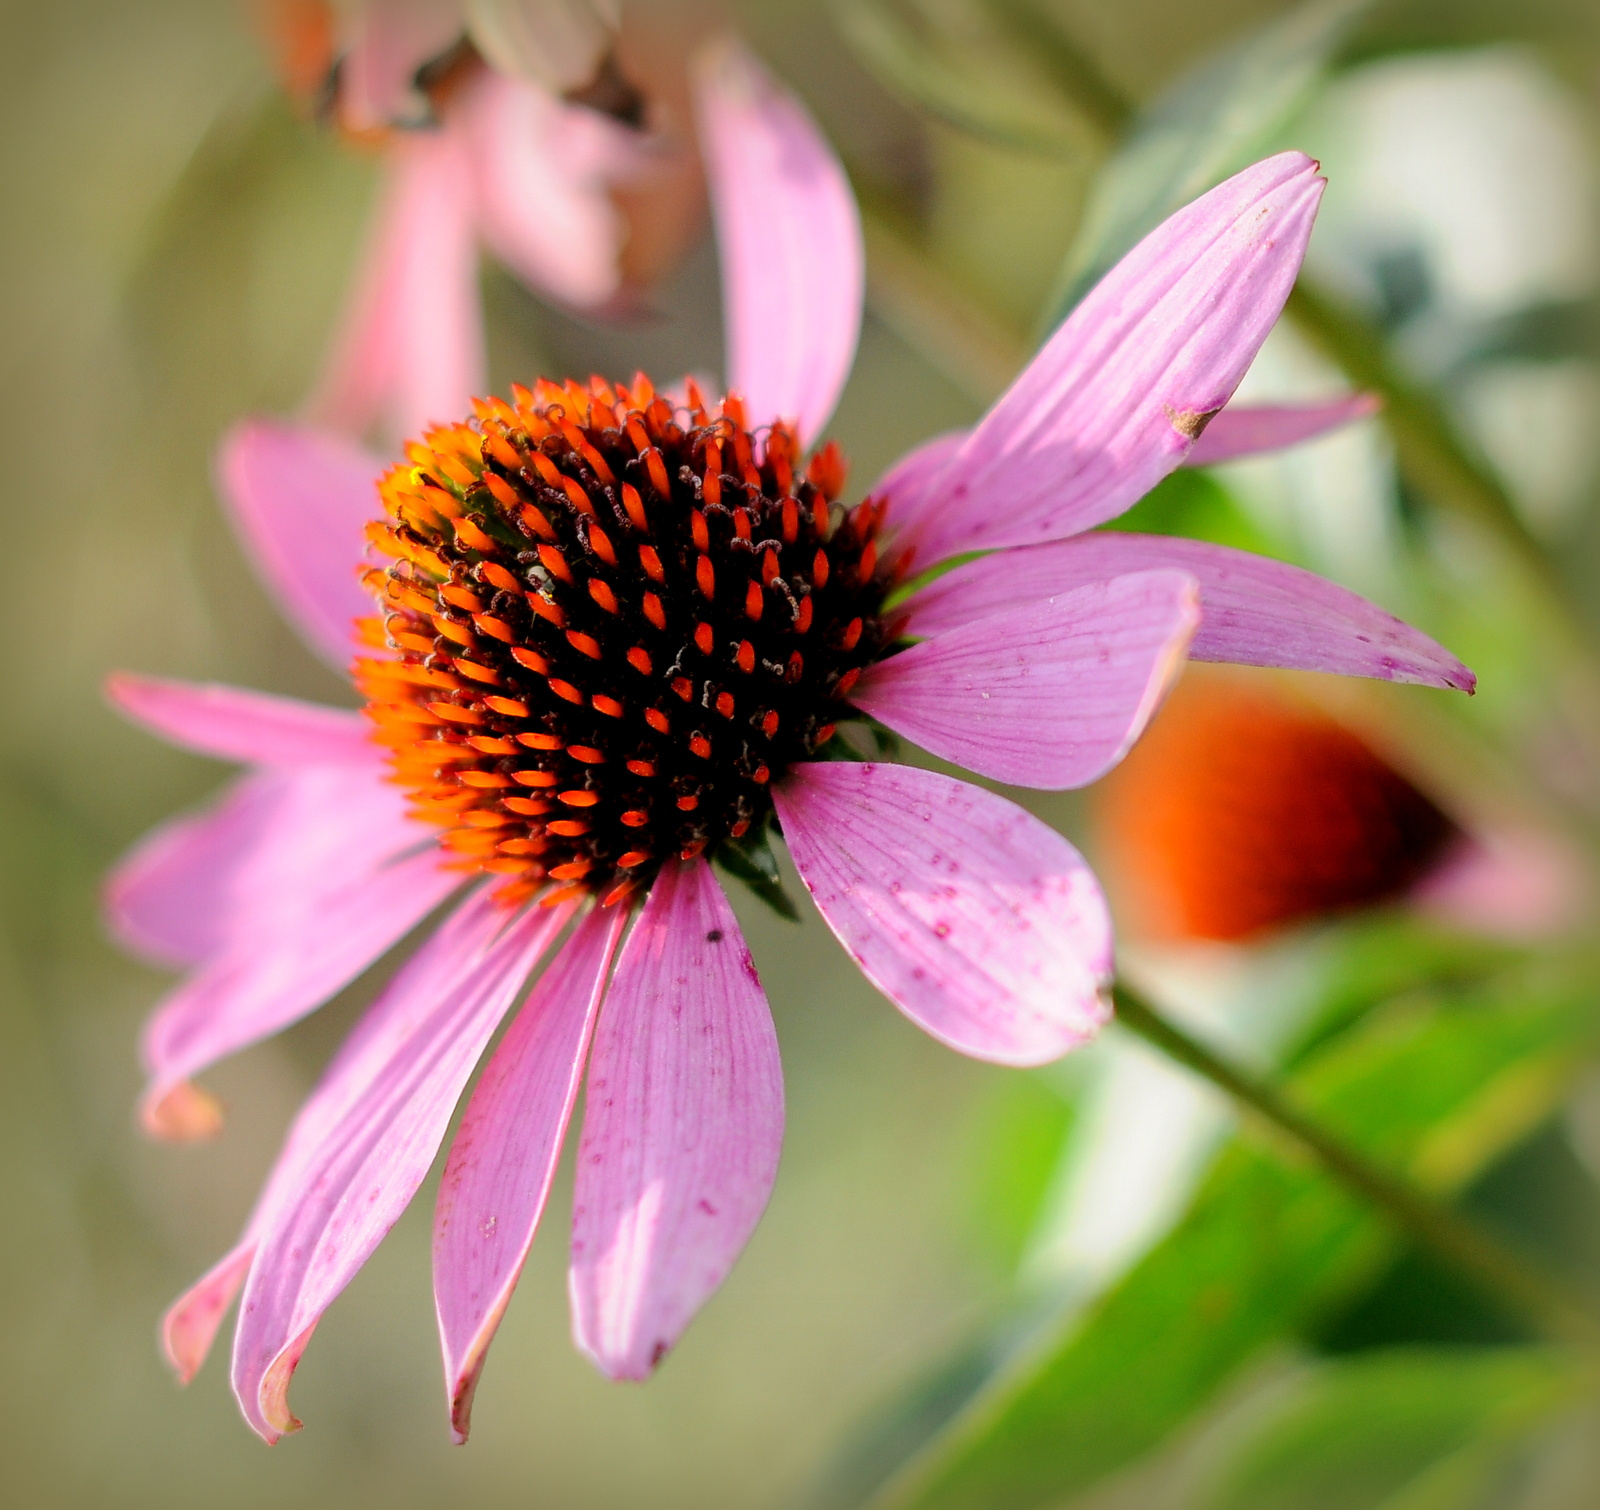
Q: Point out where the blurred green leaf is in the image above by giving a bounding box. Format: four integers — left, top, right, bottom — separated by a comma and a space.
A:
1100, 467, 1282, 555
966, 1074, 1078, 1275
1177, 1348, 1585, 1510
1283, 914, 1524, 1072
858, 958, 1595, 1510
829, 0, 1094, 158
123, 88, 372, 417
1039, 0, 1370, 334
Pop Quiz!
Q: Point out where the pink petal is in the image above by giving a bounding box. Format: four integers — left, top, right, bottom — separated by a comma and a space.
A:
112, 761, 424, 982
874, 428, 971, 560
163, 1243, 255, 1386
304, 128, 484, 448
232, 890, 573, 1442
902, 535, 1476, 693
461, 70, 634, 310
139, 843, 460, 1136
130, 760, 449, 1126
216, 419, 385, 669
1411, 829, 1588, 940
106, 770, 287, 969
772, 763, 1112, 1064
1184, 395, 1381, 466
693, 38, 863, 445
106, 673, 375, 766
854, 571, 1201, 789
434, 904, 628, 1441
160, 887, 506, 1387
569, 858, 783, 1380
900, 153, 1325, 564
336, 0, 463, 132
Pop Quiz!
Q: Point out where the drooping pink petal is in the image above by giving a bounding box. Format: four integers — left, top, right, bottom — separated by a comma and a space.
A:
132, 759, 451, 1131
112, 760, 424, 986
461, 69, 634, 310
900, 154, 1325, 564
106, 673, 375, 766
335, 0, 463, 132
232, 890, 574, 1443
106, 770, 287, 969
434, 904, 627, 1441
139, 843, 460, 1136
772, 763, 1113, 1064
216, 419, 385, 669
304, 128, 485, 449
875, 428, 971, 560
854, 571, 1200, 789
161, 887, 508, 1388
569, 858, 783, 1381
902, 535, 1476, 693
163, 1243, 255, 1386
1183, 395, 1380, 466
693, 37, 863, 445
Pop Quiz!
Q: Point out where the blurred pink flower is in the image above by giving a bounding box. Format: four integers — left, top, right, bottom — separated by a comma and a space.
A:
107, 40, 1472, 1441
264, 0, 659, 448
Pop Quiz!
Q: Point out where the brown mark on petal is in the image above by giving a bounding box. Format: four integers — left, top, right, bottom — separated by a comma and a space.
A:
1164, 404, 1224, 442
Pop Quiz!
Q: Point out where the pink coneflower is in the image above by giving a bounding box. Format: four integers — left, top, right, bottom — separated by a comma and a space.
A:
259, 0, 665, 448
108, 42, 1473, 1442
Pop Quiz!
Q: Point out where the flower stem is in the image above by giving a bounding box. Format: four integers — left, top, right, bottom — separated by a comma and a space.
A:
1112, 982, 1600, 1350
1282, 283, 1556, 590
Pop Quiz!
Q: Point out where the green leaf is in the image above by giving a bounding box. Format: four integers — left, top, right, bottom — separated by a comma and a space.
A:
1099, 467, 1282, 555
714, 820, 800, 922
1039, 0, 1370, 336
122, 88, 374, 418
1178, 1348, 1584, 1510
860, 960, 1595, 1510
1282, 914, 1523, 1072
829, 0, 1094, 158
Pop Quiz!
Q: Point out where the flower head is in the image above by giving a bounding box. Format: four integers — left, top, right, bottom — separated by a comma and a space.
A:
361, 382, 886, 905
109, 40, 1474, 1441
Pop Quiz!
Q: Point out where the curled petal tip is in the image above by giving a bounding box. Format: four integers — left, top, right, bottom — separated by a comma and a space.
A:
448, 1367, 482, 1445
141, 1080, 224, 1142
257, 1327, 315, 1443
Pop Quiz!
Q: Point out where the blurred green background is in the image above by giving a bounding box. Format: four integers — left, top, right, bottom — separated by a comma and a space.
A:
4, 1, 1600, 1507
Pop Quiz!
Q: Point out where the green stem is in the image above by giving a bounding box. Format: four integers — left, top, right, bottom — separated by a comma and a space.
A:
1113, 983, 1600, 1350
1283, 283, 1558, 592
986, 0, 1134, 137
